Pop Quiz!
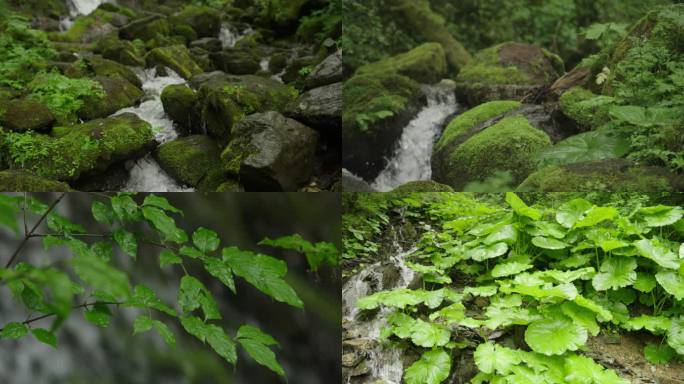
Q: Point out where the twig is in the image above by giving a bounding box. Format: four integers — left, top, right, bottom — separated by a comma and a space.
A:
5, 193, 66, 268
0, 301, 122, 333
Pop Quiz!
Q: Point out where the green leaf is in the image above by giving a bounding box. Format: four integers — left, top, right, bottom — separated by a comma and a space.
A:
84, 303, 112, 327
91, 201, 115, 225
178, 276, 220, 320
47, 214, 86, 234
72, 253, 130, 300
32, 328, 57, 348
506, 192, 541, 220
259, 234, 340, 271
113, 229, 137, 259
143, 195, 183, 215
205, 324, 237, 364
0, 195, 20, 233
624, 315, 671, 333
204, 258, 236, 294
0, 322, 28, 339
222, 247, 303, 308
237, 325, 284, 376
591, 257, 637, 291
655, 270, 684, 300
525, 313, 588, 355
556, 198, 593, 228
133, 315, 154, 335
491, 260, 533, 278
532, 236, 569, 250
633, 272, 657, 293
128, 285, 177, 316
193, 227, 220, 253
179, 246, 205, 259
644, 343, 677, 364
474, 342, 521, 375
564, 354, 626, 384
536, 129, 630, 168
110, 194, 142, 222
180, 316, 206, 342
153, 320, 176, 348
429, 303, 466, 324
403, 348, 451, 384
638, 205, 684, 227
409, 319, 451, 348
159, 250, 182, 267
574, 206, 618, 228
667, 317, 684, 355
635, 238, 679, 269
142, 206, 188, 244
466, 242, 509, 261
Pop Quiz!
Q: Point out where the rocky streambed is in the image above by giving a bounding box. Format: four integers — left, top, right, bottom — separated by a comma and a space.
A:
0, 0, 341, 192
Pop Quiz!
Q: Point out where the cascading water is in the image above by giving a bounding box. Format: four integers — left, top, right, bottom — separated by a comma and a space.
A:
371, 84, 459, 191
66, 0, 106, 17
114, 67, 193, 192
219, 23, 253, 48
342, 241, 418, 384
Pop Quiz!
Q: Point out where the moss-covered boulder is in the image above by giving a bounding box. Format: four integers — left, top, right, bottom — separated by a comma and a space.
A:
95, 34, 147, 67
3, 113, 154, 181
455, 42, 564, 106
0, 171, 72, 192
285, 82, 341, 132
356, 43, 447, 84
190, 37, 223, 52
78, 76, 144, 121
196, 73, 298, 143
220, 112, 318, 191
145, 45, 203, 80
216, 180, 245, 192
433, 115, 551, 190
210, 48, 261, 75
391, 181, 454, 193
172, 6, 221, 38
557, 87, 614, 130
65, 55, 142, 89
161, 84, 200, 135
155, 135, 225, 191
119, 14, 170, 41
342, 73, 421, 179
0, 99, 55, 132
52, 9, 121, 43
518, 159, 684, 192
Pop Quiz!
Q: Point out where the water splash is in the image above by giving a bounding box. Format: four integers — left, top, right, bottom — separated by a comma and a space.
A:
218, 23, 253, 48
123, 156, 193, 192
371, 85, 459, 192
67, 0, 106, 16
260, 58, 270, 72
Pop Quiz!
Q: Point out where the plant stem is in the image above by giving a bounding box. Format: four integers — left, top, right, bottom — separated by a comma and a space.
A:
0, 301, 122, 332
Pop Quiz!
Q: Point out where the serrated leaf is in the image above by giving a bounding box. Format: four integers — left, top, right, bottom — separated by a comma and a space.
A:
128, 285, 177, 317
404, 348, 451, 384
133, 315, 154, 334
644, 343, 677, 364
591, 257, 637, 291
142, 206, 188, 244
32, 328, 57, 348
72, 254, 130, 300
178, 276, 221, 320
113, 229, 137, 259
47, 214, 86, 234
638, 205, 684, 227
506, 193, 541, 220
655, 270, 684, 300
0, 322, 28, 339
180, 316, 206, 342
635, 238, 679, 269
159, 250, 182, 267
84, 303, 112, 327
532, 236, 569, 250
633, 272, 657, 293
153, 320, 176, 348
483, 224, 517, 245
179, 246, 205, 259
625, 315, 671, 333
143, 195, 183, 215
525, 313, 587, 355
222, 247, 303, 308
474, 342, 521, 375
237, 325, 283, 376
429, 303, 466, 324
259, 234, 339, 271
193, 227, 220, 253
110, 194, 142, 222
91, 201, 114, 225
204, 258, 236, 294
205, 324, 237, 364
561, 301, 600, 336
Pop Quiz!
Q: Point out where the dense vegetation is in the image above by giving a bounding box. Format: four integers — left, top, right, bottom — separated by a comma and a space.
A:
343, 192, 684, 383
0, 192, 339, 380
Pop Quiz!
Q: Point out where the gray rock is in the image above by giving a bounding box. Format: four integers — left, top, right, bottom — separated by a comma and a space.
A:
190, 37, 223, 52
210, 49, 260, 75
305, 50, 342, 89
286, 82, 341, 131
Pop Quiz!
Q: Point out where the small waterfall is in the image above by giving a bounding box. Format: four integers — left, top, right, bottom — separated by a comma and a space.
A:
113, 67, 193, 192
66, 0, 106, 16
218, 23, 253, 48
342, 242, 417, 384
260, 58, 270, 72
371, 84, 459, 192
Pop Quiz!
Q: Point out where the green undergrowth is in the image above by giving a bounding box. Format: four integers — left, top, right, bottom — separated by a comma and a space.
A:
27, 72, 105, 125
350, 192, 684, 384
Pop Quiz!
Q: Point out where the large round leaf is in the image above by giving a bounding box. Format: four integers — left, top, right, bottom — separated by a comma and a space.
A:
556, 198, 592, 228
655, 270, 684, 300
467, 242, 509, 261
667, 317, 684, 355
473, 342, 521, 375
638, 205, 684, 227
403, 348, 451, 384
634, 238, 679, 269
591, 257, 637, 291
536, 129, 630, 168
525, 314, 588, 355
532, 236, 569, 250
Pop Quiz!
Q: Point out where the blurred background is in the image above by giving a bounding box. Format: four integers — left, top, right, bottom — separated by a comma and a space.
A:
0, 193, 341, 384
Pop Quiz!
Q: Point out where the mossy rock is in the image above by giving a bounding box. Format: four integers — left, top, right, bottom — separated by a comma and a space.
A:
161, 84, 200, 135
216, 180, 245, 192
145, 44, 204, 80
391, 181, 454, 193
0, 171, 72, 192
155, 135, 225, 191
52, 9, 119, 43
78, 76, 145, 121
0, 99, 55, 132
196, 73, 299, 144
518, 159, 684, 192
433, 115, 551, 190
210, 48, 261, 75
220, 111, 318, 191
119, 14, 170, 41
259, 0, 311, 32
558, 87, 614, 130
356, 43, 447, 84
4, 113, 154, 181
455, 42, 564, 106
190, 38, 223, 52
7, 0, 68, 18
95, 34, 147, 67
172, 6, 221, 38
65, 55, 142, 89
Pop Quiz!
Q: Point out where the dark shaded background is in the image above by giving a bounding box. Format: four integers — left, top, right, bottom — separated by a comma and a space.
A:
0, 193, 341, 384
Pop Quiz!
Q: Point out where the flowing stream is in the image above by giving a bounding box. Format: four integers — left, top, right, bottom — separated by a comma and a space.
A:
342, 241, 417, 384
371, 85, 459, 191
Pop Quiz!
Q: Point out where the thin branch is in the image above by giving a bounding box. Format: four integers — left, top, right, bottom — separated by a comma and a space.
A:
0, 301, 122, 332
5, 193, 66, 268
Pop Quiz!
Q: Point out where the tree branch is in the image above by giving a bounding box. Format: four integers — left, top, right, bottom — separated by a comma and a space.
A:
0, 301, 122, 333
5, 193, 66, 268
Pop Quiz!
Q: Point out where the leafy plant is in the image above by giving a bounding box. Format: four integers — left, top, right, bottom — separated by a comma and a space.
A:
27, 72, 105, 124
0, 193, 338, 379
536, 128, 631, 167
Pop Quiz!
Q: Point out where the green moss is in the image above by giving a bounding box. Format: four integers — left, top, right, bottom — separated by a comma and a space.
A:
95, 34, 146, 67
517, 159, 684, 192
27, 72, 106, 125
145, 45, 203, 80
65, 56, 142, 89
160, 84, 198, 132
438, 115, 551, 190
155, 135, 225, 190
434, 100, 521, 153
391, 180, 454, 192
216, 180, 245, 192
77, 76, 144, 121
53, 9, 116, 43
457, 44, 534, 86
119, 16, 171, 42
0, 98, 55, 132
356, 43, 447, 84
558, 87, 614, 129
172, 5, 220, 38
0, 170, 72, 191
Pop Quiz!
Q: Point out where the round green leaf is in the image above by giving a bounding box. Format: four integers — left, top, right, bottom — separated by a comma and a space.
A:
474, 342, 521, 375
193, 227, 220, 253
644, 343, 677, 364
525, 314, 588, 355
403, 349, 451, 384
32, 328, 57, 348
591, 257, 637, 291
638, 205, 684, 227
635, 238, 679, 269
536, 129, 630, 168
532, 236, 569, 250
655, 270, 684, 300
667, 317, 684, 355
556, 198, 592, 228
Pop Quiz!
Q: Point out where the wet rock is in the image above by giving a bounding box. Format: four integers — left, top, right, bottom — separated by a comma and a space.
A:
189, 47, 215, 73
170, 24, 198, 45
342, 352, 362, 368
518, 159, 684, 192
72, 163, 130, 191
31, 17, 61, 32
4, 113, 154, 182
78, 76, 145, 121
190, 37, 223, 52
455, 42, 565, 106
281, 55, 318, 85
53, 9, 120, 43
160, 84, 200, 135
216, 180, 245, 192
220, 111, 318, 191
172, 5, 221, 38
305, 50, 342, 89
0, 99, 55, 132
0, 171, 72, 192
285, 82, 341, 132
155, 135, 226, 191
119, 14, 170, 41
145, 45, 204, 80
210, 48, 260, 75
65, 55, 142, 89
341, 170, 373, 192
356, 43, 447, 84
95, 34, 147, 67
